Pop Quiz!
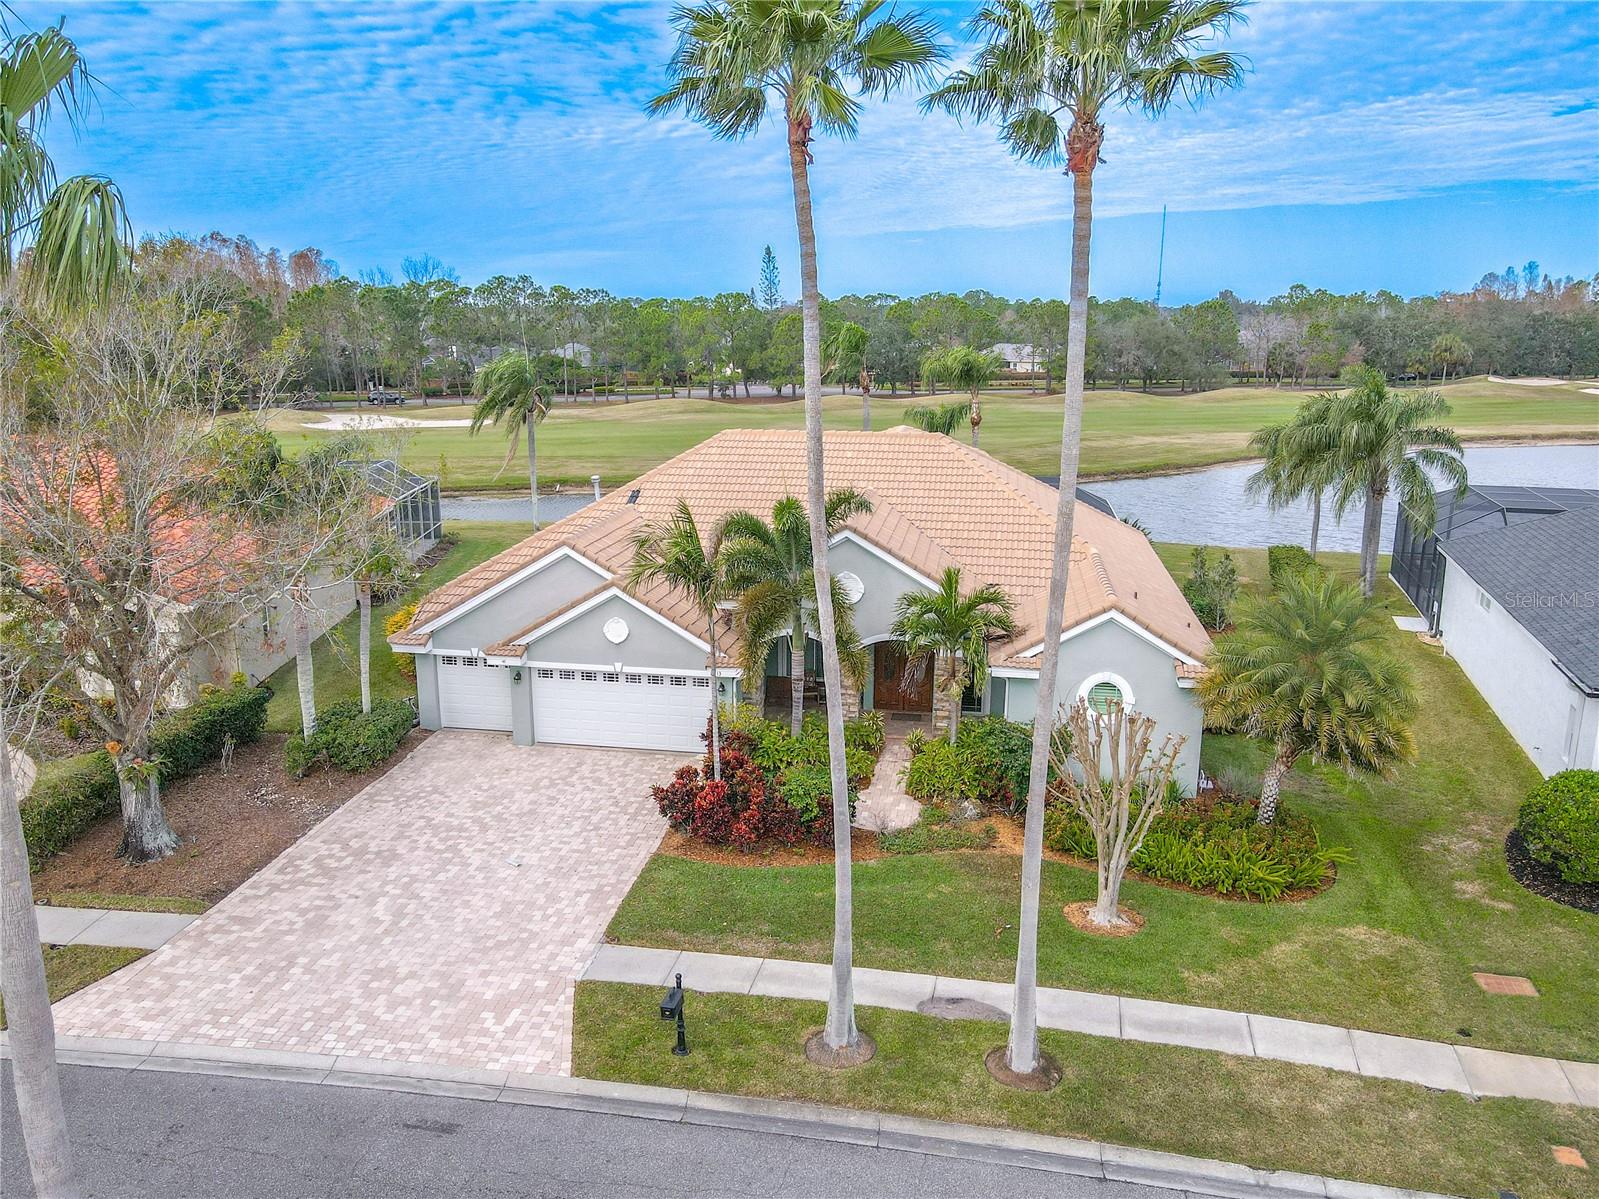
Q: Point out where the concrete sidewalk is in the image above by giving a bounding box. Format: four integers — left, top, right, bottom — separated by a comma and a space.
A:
585, 944, 1597, 1109
34, 904, 197, 950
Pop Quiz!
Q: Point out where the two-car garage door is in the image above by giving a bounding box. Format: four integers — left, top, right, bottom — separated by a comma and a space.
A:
530, 666, 708, 753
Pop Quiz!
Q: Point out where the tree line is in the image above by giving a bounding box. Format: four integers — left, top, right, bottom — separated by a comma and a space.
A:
137, 231, 1599, 403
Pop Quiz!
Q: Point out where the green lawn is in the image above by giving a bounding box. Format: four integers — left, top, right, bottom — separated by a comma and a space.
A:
0, 945, 145, 1029
263, 520, 531, 733
263, 376, 1599, 491
39, 892, 208, 915
574, 983, 1598, 1199
606, 548, 1598, 1061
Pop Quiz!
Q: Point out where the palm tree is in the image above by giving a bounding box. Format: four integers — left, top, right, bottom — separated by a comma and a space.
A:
892, 567, 1016, 739
1, 21, 131, 310
721, 490, 871, 736
471, 351, 552, 526
1298, 366, 1467, 597
926, 0, 1246, 1083
1245, 391, 1337, 558
1197, 572, 1417, 824
651, 0, 942, 1063
825, 320, 872, 429
923, 345, 1000, 445
1429, 332, 1470, 384
630, 500, 732, 780
903, 399, 973, 436
0, 25, 127, 1195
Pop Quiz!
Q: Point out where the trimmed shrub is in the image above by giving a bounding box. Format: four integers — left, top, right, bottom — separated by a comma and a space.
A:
954, 717, 1035, 813
286, 698, 416, 777
19, 683, 270, 867
385, 600, 421, 681
1267, 544, 1318, 588
901, 736, 981, 806
717, 706, 879, 789
880, 802, 998, 855
776, 762, 856, 834
1516, 770, 1599, 884
1044, 794, 1351, 901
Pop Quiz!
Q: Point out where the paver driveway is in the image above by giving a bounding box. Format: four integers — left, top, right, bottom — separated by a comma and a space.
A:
52, 733, 684, 1075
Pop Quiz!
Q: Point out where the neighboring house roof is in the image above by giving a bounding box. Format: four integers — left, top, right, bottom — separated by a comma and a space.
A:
395, 429, 1210, 672
1440, 506, 1599, 693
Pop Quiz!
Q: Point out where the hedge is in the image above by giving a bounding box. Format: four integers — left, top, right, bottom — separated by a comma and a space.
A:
20, 683, 271, 868
1267, 544, 1318, 588
1516, 769, 1599, 884
285, 697, 416, 777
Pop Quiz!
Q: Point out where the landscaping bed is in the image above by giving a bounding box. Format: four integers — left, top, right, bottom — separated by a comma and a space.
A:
30, 729, 428, 907
574, 982, 1599, 1199
1506, 829, 1599, 914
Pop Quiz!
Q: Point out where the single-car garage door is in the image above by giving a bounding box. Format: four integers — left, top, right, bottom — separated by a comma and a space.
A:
437, 655, 514, 731
531, 666, 709, 752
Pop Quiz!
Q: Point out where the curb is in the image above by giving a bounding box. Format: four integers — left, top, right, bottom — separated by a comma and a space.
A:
1, 1033, 1459, 1199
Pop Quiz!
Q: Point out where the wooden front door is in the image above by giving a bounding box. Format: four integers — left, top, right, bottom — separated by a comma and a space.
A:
873, 642, 933, 713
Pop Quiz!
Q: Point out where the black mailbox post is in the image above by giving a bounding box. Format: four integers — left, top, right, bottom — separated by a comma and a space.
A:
659, 972, 688, 1056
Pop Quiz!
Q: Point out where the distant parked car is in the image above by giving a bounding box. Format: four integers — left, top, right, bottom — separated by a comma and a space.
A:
367, 390, 407, 406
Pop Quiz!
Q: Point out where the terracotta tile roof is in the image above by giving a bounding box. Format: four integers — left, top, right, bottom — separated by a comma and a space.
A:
393, 429, 1211, 667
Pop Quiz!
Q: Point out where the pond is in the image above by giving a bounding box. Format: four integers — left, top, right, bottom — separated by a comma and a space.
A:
442, 442, 1599, 553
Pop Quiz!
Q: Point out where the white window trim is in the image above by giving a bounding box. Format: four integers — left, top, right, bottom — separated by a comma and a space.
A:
412, 546, 611, 638
1077, 670, 1135, 710
515, 586, 710, 653
525, 658, 738, 678
1016, 610, 1201, 667
827, 531, 939, 591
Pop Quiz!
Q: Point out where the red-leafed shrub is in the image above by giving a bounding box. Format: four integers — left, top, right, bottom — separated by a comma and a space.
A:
652, 747, 809, 849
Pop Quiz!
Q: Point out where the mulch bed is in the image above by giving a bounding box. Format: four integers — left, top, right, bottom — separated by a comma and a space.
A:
31, 730, 430, 908
659, 826, 885, 866
1504, 829, 1599, 914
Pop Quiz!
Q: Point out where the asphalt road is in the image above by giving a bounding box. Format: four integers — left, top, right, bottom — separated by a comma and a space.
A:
2, 1064, 1183, 1199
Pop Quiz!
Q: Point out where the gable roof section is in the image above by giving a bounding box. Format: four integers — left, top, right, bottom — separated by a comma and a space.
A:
1441, 506, 1599, 692
392, 429, 1210, 666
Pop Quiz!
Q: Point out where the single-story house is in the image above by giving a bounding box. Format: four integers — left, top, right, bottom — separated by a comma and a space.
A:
391, 428, 1212, 791
1392, 484, 1599, 775
991, 342, 1040, 373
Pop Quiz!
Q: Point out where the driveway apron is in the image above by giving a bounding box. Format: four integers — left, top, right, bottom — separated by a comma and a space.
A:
50, 732, 683, 1076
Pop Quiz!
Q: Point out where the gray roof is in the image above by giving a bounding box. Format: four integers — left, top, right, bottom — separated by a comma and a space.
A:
1440, 506, 1599, 693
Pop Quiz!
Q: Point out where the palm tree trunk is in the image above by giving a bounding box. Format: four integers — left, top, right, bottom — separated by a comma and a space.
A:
946, 659, 962, 742
526, 412, 540, 528
293, 587, 317, 737
970, 391, 981, 447
357, 581, 373, 715
1360, 482, 1384, 597
789, 635, 805, 737
707, 612, 722, 782
1308, 489, 1323, 559
862, 388, 871, 432
789, 109, 859, 1056
1258, 743, 1297, 825
1008, 155, 1096, 1080
1, 739, 82, 1199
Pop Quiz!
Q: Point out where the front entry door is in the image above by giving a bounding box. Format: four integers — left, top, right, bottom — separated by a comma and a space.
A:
873, 642, 933, 713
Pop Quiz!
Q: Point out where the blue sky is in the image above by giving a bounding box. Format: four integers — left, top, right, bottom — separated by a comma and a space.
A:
19, 0, 1599, 304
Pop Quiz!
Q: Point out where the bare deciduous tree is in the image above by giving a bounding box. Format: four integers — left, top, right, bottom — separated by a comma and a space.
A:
1049, 699, 1185, 929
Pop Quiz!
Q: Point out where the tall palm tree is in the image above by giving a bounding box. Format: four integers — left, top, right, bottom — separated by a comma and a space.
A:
651, 0, 942, 1063
892, 567, 1016, 739
630, 500, 733, 780
721, 490, 871, 736
471, 351, 552, 526
1, 21, 131, 310
1, 24, 128, 1194
1245, 391, 1337, 558
1298, 365, 1467, 597
923, 345, 1000, 445
903, 398, 973, 436
1197, 572, 1417, 824
1429, 332, 1470, 384
926, 0, 1246, 1083
825, 319, 872, 429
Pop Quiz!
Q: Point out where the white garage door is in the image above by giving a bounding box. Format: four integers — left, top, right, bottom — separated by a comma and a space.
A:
531, 666, 709, 752
437, 655, 514, 731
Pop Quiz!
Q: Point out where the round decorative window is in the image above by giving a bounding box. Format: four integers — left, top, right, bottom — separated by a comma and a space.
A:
836, 570, 865, 604
602, 617, 630, 644
1086, 681, 1123, 715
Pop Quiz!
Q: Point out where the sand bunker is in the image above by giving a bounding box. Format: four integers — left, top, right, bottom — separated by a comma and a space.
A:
1487, 375, 1570, 387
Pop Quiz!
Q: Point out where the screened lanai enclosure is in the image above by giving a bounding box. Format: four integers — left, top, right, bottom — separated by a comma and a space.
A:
1391, 483, 1599, 631
361, 459, 443, 559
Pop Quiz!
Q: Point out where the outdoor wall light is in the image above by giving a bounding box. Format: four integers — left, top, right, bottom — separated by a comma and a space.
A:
512, 669, 523, 683
659, 972, 689, 1056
